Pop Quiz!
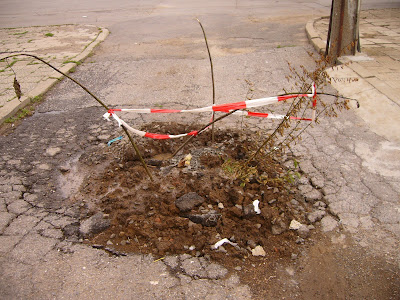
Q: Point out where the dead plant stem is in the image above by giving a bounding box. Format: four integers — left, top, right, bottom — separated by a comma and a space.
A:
196, 18, 216, 144
122, 125, 153, 181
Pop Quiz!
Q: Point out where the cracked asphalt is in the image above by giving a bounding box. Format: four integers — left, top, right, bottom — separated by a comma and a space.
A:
1, 0, 400, 299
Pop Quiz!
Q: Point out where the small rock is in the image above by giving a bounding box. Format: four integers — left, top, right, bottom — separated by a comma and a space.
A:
268, 199, 277, 205
46, 147, 61, 157
251, 245, 266, 257
307, 210, 326, 223
235, 266, 242, 271
271, 224, 286, 235
79, 212, 110, 237
255, 223, 262, 229
106, 240, 113, 245
291, 253, 298, 260
175, 192, 205, 212
110, 233, 116, 239
120, 240, 127, 246
298, 225, 310, 238
188, 212, 220, 227
289, 220, 302, 230
247, 239, 257, 248
235, 204, 242, 210
296, 237, 305, 244
218, 203, 224, 209
243, 204, 257, 217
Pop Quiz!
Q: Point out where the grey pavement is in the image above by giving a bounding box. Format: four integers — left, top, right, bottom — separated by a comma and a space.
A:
0, 25, 108, 123
307, 8, 400, 143
1, 3, 400, 299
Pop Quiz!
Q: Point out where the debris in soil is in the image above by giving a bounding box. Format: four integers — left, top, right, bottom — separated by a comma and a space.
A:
67, 122, 317, 264
175, 192, 205, 212
251, 245, 266, 257
79, 212, 110, 238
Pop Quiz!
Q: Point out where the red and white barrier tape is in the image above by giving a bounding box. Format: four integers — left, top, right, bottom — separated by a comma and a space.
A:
103, 84, 317, 139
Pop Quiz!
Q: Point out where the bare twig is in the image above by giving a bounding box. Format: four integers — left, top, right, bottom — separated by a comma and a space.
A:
121, 125, 153, 181
196, 18, 216, 143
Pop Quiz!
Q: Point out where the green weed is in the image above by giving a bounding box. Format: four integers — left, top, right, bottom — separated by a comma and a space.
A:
12, 31, 28, 36
63, 60, 82, 65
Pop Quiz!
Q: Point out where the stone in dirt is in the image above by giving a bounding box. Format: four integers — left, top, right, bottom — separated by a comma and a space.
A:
271, 224, 286, 235
62, 222, 80, 239
298, 225, 310, 238
175, 192, 205, 212
243, 203, 258, 217
289, 219, 302, 230
45, 147, 61, 157
271, 219, 288, 235
307, 210, 326, 223
79, 212, 110, 237
251, 245, 266, 256
188, 211, 220, 227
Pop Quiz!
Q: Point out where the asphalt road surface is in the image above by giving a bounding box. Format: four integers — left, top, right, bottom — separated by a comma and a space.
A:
1, 1, 400, 299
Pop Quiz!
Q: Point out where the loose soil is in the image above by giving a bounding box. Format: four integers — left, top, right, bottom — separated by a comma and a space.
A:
70, 122, 313, 263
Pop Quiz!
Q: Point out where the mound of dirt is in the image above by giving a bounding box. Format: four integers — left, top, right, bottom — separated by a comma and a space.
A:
71, 123, 315, 264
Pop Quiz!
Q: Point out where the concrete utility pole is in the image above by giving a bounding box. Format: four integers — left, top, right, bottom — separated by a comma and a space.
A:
326, 0, 361, 63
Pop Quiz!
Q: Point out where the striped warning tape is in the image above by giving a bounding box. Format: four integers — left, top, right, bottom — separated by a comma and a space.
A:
103, 84, 316, 139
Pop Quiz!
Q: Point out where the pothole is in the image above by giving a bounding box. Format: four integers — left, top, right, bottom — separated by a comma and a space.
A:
63, 122, 321, 265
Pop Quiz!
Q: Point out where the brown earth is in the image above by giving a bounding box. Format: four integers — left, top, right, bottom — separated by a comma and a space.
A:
64, 122, 319, 295
74, 123, 311, 260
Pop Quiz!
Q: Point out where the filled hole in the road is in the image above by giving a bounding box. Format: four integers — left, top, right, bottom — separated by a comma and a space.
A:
68, 122, 316, 265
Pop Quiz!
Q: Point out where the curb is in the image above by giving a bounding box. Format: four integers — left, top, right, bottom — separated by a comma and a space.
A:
305, 17, 327, 55
305, 16, 400, 143
0, 27, 110, 124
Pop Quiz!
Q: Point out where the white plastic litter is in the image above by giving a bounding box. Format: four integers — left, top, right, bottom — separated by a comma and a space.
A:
253, 200, 261, 214
289, 220, 302, 230
212, 238, 237, 250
